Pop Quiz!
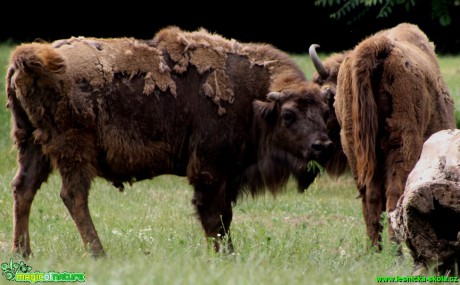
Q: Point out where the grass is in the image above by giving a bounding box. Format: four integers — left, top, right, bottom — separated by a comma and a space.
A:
0, 43, 459, 285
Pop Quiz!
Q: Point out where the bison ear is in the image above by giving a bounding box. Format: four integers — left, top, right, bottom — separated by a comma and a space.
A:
253, 100, 277, 121
321, 88, 335, 109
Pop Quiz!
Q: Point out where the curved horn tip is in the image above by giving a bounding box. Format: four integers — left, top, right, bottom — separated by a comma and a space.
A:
309, 44, 320, 51
308, 44, 329, 79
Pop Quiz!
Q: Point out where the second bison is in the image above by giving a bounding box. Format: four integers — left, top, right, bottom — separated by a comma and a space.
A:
7, 26, 332, 257
309, 23, 456, 251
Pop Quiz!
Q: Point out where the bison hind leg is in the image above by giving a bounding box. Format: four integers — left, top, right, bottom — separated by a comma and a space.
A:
361, 180, 385, 252
59, 167, 105, 258
12, 143, 51, 258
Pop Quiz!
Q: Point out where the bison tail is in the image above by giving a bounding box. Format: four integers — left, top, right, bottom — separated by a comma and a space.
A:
350, 36, 392, 188
10, 43, 66, 75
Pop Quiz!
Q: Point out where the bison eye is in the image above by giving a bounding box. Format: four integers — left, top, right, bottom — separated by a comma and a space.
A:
281, 110, 296, 125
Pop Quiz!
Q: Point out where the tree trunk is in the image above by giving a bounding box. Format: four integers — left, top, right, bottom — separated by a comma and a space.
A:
390, 129, 460, 274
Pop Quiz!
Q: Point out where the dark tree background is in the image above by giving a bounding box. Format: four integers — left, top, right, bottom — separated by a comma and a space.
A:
1, 1, 458, 54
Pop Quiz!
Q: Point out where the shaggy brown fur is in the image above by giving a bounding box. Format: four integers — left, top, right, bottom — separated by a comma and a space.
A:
7, 26, 332, 257
310, 23, 455, 251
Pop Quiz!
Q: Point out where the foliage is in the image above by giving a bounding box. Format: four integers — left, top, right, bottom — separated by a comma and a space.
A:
431, 0, 455, 26
314, 0, 458, 26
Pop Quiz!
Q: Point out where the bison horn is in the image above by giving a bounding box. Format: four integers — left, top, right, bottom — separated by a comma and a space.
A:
309, 44, 329, 79
267, 91, 283, 101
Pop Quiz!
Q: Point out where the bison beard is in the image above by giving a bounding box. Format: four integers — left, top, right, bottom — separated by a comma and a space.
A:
309, 23, 456, 253
6, 26, 332, 257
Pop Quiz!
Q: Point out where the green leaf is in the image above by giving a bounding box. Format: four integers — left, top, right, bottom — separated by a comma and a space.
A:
440, 14, 451, 26
307, 160, 325, 176
314, 0, 326, 7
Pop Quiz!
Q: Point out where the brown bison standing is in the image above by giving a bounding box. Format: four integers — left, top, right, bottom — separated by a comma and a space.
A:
309, 23, 455, 251
7, 26, 332, 257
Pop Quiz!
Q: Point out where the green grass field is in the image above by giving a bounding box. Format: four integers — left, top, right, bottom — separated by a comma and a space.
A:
0, 44, 459, 285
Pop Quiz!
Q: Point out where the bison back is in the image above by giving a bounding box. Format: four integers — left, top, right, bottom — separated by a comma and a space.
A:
335, 23, 455, 189
7, 36, 273, 182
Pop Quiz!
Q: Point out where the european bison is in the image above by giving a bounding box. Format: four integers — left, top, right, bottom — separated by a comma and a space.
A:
309, 23, 455, 251
7, 26, 332, 257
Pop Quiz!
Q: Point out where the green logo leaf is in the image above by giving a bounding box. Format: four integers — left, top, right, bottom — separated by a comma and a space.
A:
1, 259, 33, 281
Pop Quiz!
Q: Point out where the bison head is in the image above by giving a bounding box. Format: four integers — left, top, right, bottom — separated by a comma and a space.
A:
309, 44, 349, 176
309, 44, 345, 103
253, 88, 332, 163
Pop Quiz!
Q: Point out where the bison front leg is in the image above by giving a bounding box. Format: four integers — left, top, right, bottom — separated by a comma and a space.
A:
12, 143, 51, 258
293, 167, 319, 193
192, 181, 234, 254
60, 168, 104, 258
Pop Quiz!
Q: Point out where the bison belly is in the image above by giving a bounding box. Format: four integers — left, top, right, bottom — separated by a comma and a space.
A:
88, 74, 184, 181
